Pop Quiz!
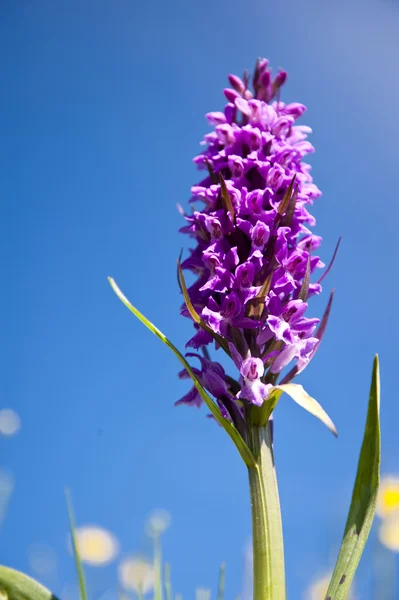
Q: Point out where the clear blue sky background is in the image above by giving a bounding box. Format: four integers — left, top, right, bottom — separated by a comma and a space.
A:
1, 0, 398, 598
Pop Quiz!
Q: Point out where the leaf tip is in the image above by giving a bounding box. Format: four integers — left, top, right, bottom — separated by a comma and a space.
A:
108, 276, 117, 291
326, 415, 338, 438
108, 277, 129, 306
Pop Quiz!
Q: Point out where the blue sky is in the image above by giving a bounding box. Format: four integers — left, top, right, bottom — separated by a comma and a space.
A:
1, 0, 398, 598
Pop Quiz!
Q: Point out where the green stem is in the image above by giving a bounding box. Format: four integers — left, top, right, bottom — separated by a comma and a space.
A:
154, 534, 163, 600
248, 422, 285, 600
164, 563, 173, 600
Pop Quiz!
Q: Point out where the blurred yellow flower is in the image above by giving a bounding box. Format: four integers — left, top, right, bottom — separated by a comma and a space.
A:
378, 516, 399, 552
118, 555, 154, 594
68, 526, 119, 566
304, 573, 353, 600
377, 476, 399, 519
0, 409, 20, 436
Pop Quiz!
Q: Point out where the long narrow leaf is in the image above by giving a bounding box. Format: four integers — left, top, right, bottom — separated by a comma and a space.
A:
325, 355, 381, 599
65, 490, 88, 600
0, 566, 59, 600
277, 175, 296, 217
250, 383, 337, 436
247, 270, 273, 319
276, 383, 338, 437
108, 277, 256, 468
218, 172, 235, 222
318, 236, 342, 284
298, 254, 311, 302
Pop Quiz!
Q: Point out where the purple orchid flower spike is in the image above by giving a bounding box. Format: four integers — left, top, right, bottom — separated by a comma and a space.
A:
176, 59, 338, 446
177, 53, 327, 386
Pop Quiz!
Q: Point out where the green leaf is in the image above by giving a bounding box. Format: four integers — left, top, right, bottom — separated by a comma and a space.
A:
108, 277, 256, 468
283, 186, 298, 227
250, 389, 283, 426
218, 172, 235, 222
65, 490, 88, 600
276, 383, 337, 436
249, 381, 337, 435
277, 175, 296, 217
325, 355, 381, 600
298, 253, 311, 302
0, 566, 59, 600
247, 271, 273, 319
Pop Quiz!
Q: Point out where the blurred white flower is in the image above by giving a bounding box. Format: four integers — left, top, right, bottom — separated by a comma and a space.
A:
0, 409, 20, 436
195, 588, 211, 600
67, 525, 119, 566
28, 543, 57, 576
60, 583, 79, 600
118, 555, 154, 594
304, 572, 353, 599
0, 468, 14, 527
145, 509, 171, 537
241, 538, 253, 600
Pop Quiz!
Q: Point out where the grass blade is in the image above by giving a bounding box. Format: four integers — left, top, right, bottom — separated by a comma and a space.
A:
108, 277, 256, 468
65, 489, 88, 600
154, 534, 163, 600
216, 562, 226, 600
325, 355, 381, 599
164, 564, 172, 600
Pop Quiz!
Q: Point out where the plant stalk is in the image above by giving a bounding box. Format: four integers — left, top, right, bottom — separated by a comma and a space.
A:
248, 422, 285, 600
